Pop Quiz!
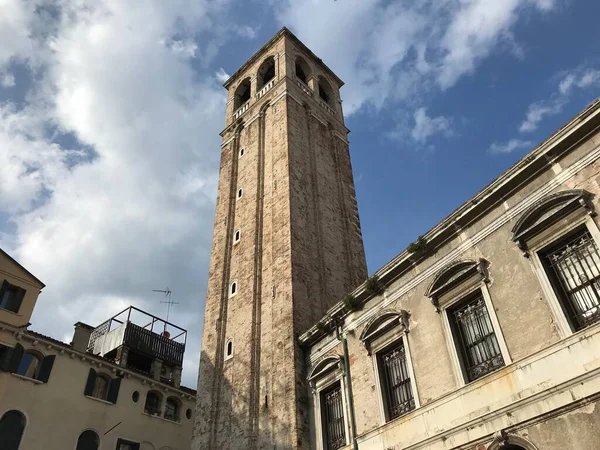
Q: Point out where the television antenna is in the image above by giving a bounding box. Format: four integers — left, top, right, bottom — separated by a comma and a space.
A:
152, 287, 178, 327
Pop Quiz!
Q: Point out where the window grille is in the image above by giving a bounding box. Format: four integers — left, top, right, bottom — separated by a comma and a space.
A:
450, 293, 504, 382
320, 383, 345, 450
542, 229, 600, 330
379, 342, 415, 420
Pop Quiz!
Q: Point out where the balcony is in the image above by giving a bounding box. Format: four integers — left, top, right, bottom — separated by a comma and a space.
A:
88, 306, 187, 367
256, 79, 275, 99
233, 101, 249, 120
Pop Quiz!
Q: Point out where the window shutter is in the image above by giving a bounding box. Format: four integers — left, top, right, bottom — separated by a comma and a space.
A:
36, 354, 55, 383
6, 343, 24, 373
84, 368, 97, 396
107, 376, 122, 404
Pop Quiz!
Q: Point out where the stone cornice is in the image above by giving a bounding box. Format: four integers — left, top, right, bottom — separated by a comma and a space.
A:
299, 97, 600, 348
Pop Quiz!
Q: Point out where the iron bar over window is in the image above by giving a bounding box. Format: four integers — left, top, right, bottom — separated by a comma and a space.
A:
321, 382, 345, 450
379, 342, 415, 420
542, 228, 600, 330
450, 292, 504, 382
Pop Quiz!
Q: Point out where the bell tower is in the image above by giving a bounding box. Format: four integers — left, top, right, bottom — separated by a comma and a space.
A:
193, 28, 367, 450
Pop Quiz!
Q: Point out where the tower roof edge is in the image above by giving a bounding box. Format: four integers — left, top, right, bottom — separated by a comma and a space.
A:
222, 26, 344, 89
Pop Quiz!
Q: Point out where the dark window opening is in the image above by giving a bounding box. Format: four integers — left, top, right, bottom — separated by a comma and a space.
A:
76, 430, 100, 450
237, 188, 243, 199
226, 341, 233, 356
0, 410, 25, 450
234, 78, 251, 110
186, 408, 192, 419
239, 148, 244, 157
144, 391, 161, 415
295, 57, 310, 85
378, 341, 415, 421
116, 438, 140, 450
164, 397, 180, 421
92, 374, 110, 400
84, 368, 121, 404
320, 382, 345, 450
449, 291, 504, 382
230, 283, 237, 296
125, 351, 153, 373
318, 77, 333, 106
16, 352, 41, 379
132, 391, 140, 402
257, 57, 275, 89
541, 227, 600, 331
0, 281, 25, 314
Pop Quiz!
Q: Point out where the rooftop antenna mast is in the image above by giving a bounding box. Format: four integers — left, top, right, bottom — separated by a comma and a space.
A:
152, 287, 178, 332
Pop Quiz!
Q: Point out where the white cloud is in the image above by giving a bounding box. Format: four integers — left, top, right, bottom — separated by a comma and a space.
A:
169, 39, 199, 59
1, 72, 15, 87
411, 107, 451, 143
235, 25, 258, 39
215, 68, 230, 83
0, 0, 243, 388
578, 69, 600, 89
489, 138, 532, 154
519, 67, 600, 132
276, 0, 555, 114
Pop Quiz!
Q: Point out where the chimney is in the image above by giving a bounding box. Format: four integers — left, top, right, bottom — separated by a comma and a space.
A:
72, 322, 94, 353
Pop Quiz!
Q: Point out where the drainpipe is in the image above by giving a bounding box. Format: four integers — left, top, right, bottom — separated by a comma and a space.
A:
336, 323, 359, 450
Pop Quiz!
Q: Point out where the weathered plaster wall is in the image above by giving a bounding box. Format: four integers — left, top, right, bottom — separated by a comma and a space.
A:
305, 107, 600, 449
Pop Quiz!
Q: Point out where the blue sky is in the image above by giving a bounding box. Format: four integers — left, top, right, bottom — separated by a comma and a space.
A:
1, 0, 599, 387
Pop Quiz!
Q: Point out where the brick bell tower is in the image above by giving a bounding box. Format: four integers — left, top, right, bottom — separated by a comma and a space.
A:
193, 28, 367, 450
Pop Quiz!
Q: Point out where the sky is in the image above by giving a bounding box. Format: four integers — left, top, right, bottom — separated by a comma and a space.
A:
1, 0, 600, 388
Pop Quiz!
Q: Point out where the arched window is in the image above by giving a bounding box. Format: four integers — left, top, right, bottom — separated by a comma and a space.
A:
83, 368, 121, 404
76, 430, 100, 450
318, 76, 333, 106
16, 351, 42, 379
257, 57, 275, 90
92, 374, 110, 400
230, 282, 237, 296
295, 57, 311, 85
234, 78, 251, 110
164, 397, 180, 421
0, 410, 26, 450
226, 340, 233, 358
144, 390, 162, 415
3, 344, 55, 383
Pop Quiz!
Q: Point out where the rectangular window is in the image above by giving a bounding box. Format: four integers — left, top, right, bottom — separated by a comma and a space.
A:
378, 341, 415, 420
541, 228, 600, 331
116, 439, 140, 450
320, 382, 345, 450
0, 281, 25, 314
449, 292, 504, 382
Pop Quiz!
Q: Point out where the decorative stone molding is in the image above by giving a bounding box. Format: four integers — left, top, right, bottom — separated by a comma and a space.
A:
511, 189, 595, 256
307, 354, 344, 391
359, 309, 410, 355
426, 259, 490, 312
487, 430, 539, 450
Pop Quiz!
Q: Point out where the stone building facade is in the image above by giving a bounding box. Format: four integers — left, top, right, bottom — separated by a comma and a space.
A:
0, 249, 196, 450
194, 28, 600, 450
300, 99, 600, 450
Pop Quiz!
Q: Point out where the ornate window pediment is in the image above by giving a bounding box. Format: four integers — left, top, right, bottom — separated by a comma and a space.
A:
308, 355, 343, 387
512, 189, 595, 255
359, 309, 409, 355
425, 259, 490, 311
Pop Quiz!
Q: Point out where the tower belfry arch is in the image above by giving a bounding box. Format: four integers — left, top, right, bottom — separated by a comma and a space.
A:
193, 27, 367, 450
